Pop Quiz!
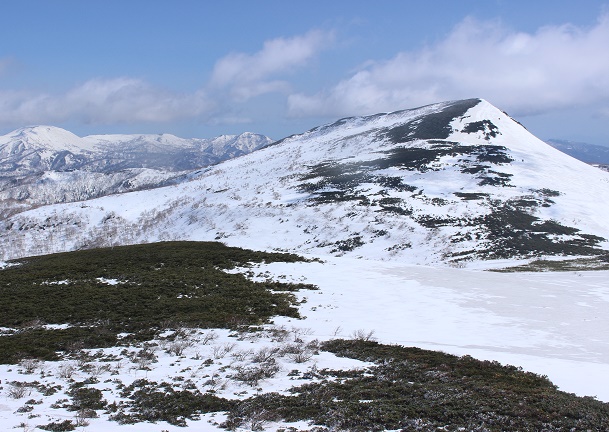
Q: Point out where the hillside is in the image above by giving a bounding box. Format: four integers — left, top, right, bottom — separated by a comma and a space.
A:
2, 98, 609, 268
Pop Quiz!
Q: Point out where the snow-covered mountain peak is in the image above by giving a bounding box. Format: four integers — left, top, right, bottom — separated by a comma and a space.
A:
3, 98, 609, 267
204, 132, 273, 158
84, 132, 194, 149
0, 125, 90, 153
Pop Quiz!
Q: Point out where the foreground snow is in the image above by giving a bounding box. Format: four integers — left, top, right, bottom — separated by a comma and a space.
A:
263, 257, 609, 402
1, 257, 607, 431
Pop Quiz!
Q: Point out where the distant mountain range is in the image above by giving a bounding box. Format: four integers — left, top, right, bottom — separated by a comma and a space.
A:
0, 126, 272, 218
546, 139, 609, 165
0, 125, 272, 173
2, 98, 609, 267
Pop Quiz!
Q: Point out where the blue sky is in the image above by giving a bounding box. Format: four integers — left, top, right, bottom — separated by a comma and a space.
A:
1, 0, 608, 145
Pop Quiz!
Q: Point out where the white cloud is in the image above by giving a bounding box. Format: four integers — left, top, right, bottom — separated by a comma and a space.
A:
0, 30, 334, 129
210, 29, 334, 101
288, 15, 609, 118
0, 78, 214, 127
63, 78, 213, 123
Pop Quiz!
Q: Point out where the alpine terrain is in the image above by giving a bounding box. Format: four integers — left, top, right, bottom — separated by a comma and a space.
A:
1, 98, 609, 432
2, 98, 609, 268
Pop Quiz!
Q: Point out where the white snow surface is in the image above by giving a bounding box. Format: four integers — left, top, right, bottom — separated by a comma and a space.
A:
263, 256, 609, 401
0, 257, 608, 431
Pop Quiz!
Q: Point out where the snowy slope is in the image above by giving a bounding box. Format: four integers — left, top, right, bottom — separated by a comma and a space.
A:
2, 98, 609, 266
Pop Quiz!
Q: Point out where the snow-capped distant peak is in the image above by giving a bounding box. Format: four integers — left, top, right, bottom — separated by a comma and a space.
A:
0, 125, 89, 152
0, 125, 275, 221
0, 125, 273, 172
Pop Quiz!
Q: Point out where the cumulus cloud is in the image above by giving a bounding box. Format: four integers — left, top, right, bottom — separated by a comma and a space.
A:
210, 29, 334, 101
288, 15, 609, 118
0, 78, 214, 127
63, 78, 213, 123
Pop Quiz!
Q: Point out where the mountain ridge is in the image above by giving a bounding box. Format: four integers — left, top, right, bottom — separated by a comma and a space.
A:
546, 138, 609, 165
2, 98, 609, 267
0, 125, 273, 172
0, 126, 273, 219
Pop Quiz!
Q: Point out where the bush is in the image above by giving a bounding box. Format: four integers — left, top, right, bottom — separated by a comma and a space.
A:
110, 379, 233, 426
38, 420, 76, 431
67, 383, 107, 411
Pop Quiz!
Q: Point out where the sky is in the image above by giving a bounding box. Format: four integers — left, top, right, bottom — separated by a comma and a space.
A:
1, 0, 609, 146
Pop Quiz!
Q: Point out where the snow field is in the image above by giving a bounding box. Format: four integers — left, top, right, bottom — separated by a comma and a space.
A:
252, 257, 609, 402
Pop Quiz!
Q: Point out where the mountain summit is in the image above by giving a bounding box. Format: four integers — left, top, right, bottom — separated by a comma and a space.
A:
2, 98, 609, 266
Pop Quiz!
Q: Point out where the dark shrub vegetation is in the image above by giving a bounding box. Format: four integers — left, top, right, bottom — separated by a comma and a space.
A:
0, 241, 316, 363
224, 340, 609, 431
